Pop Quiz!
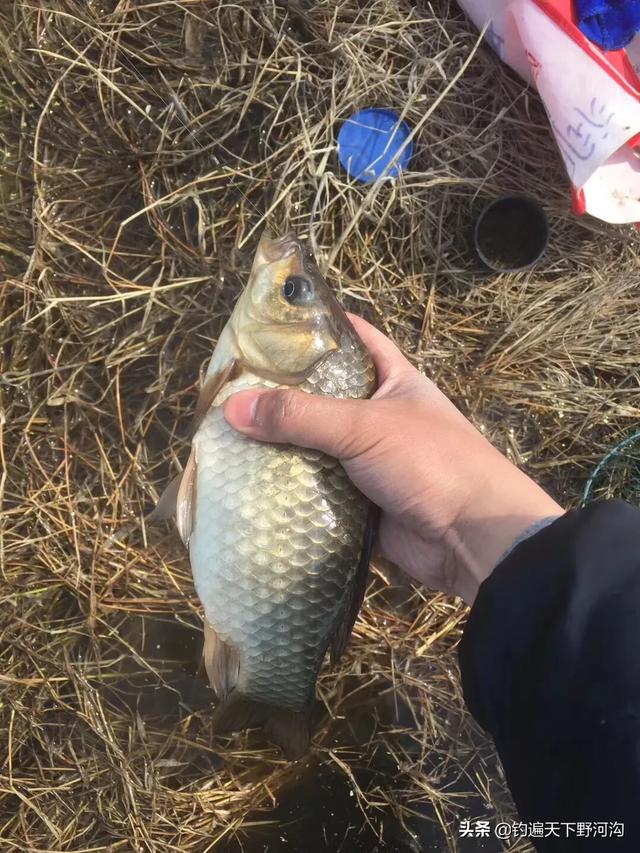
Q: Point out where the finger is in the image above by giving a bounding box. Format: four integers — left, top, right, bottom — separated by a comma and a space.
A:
223, 388, 372, 459
345, 313, 413, 384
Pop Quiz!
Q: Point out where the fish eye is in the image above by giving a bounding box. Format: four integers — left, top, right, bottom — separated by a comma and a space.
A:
282, 276, 314, 305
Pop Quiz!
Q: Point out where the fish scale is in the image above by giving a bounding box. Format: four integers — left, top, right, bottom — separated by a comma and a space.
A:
189, 334, 375, 711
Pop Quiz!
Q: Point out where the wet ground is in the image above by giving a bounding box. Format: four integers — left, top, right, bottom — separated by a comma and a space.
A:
98, 612, 513, 853
219, 760, 501, 853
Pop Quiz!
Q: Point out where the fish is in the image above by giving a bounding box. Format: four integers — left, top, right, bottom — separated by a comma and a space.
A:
152, 233, 377, 758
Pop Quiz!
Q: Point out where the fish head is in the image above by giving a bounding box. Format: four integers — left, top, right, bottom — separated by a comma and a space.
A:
230, 232, 353, 384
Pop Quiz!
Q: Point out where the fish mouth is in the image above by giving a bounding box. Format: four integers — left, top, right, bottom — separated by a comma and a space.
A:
258, 232, 305, 264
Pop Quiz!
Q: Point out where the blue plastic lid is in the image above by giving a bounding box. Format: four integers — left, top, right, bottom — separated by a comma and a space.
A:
337, 108, 413, 184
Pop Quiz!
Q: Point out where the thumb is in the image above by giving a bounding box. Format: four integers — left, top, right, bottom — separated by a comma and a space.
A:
223, 388, 372, 459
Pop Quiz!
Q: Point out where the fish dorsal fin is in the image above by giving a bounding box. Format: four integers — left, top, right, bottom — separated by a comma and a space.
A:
175, 449, 197, 546
330, 502, 378, 665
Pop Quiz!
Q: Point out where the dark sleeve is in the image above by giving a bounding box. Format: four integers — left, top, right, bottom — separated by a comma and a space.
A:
459, 500, 640, 850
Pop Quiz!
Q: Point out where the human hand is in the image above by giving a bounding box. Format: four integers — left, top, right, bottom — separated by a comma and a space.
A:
223, 315, 563, 604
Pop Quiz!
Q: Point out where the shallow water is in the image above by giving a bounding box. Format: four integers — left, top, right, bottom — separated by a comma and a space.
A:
100, 613, 510, 853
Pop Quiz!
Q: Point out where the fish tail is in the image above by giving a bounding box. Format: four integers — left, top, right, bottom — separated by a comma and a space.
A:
202, 622, 312, 758
265, 705, 312, 760
211, 693, 312, 760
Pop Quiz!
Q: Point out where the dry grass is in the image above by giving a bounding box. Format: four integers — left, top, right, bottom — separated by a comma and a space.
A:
1, 0, 639, 850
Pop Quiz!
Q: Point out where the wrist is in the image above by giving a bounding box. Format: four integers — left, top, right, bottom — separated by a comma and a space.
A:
448, 451, 563, 605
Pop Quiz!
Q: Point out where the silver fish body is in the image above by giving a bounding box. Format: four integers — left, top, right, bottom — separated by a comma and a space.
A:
189, 332, 375, 712
156, 232, 377, 755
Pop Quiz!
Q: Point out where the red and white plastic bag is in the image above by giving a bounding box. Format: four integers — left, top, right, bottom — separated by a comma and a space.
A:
457, 0, 640, 224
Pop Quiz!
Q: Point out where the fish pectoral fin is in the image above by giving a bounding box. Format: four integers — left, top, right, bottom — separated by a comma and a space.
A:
330, 502, 379, 666
191, 358, 239, 434
175, 448, 197, 546
202, 620, 241, 701
146, 472, 183, 523
145, 451, 197, 545
211, 692, 311, 760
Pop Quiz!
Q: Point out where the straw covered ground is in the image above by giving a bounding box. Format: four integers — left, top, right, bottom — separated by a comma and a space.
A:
1, 0, 639, 851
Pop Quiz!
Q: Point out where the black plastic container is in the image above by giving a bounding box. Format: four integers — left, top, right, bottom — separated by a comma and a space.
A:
474, 195, 549, 272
